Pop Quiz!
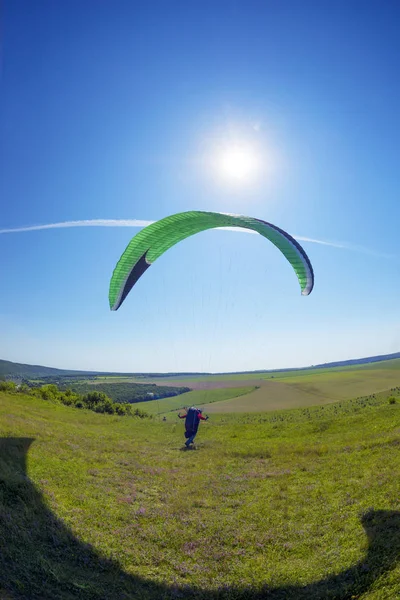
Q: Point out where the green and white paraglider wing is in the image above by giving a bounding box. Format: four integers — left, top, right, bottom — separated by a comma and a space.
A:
109, 211, 314, 311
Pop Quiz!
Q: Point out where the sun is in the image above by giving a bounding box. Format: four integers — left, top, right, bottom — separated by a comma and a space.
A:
198, 123, 274, 191
215, 143, 261, 185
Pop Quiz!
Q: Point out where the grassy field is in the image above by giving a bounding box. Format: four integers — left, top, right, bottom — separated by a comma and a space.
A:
134, 386, 257, 416
200, 372, 400, 413
143, 360, 400, 414
1, 388, 399, 599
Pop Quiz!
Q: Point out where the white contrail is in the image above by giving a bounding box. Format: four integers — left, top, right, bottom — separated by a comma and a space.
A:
221, 228, 393, 258
0, 219, 154, 234
294, 236, 394, 259
0, 218, 392, 258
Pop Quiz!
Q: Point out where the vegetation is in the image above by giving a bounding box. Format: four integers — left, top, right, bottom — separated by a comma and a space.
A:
65, 381, 191, 404
0, 386, 399, 599
0, 381, 149, 418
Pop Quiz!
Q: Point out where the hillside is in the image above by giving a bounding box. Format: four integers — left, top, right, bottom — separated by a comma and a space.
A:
0, 388, 399, 599
0, 359, 99, 379
0, 358, 209, 380
2, 351, 400, 380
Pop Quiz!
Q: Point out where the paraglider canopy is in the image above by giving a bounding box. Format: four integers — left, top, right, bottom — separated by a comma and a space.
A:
109, 210, 314, 311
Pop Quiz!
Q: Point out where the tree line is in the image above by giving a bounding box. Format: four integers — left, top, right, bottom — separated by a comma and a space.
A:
63, 382, 191, 404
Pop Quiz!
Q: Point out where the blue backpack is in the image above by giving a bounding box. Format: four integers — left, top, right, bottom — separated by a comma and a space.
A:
185, 407, 200, 434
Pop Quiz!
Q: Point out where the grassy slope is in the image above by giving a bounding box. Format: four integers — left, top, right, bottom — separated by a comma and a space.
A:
1, 390, 399, 599
202, 371, 400, 413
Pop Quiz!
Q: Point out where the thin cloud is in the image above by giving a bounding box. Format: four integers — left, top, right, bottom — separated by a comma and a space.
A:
0, 219, 153, 234
294, 235, 395, 259
0, 218, 392, 258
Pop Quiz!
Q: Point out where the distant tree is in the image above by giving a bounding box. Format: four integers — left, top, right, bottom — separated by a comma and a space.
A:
91, 397, 113, 414
82, 391, 109, 409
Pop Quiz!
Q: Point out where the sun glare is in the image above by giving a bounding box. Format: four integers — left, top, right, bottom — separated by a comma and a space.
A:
214, 143, 261, 186
198, 123, 276, 192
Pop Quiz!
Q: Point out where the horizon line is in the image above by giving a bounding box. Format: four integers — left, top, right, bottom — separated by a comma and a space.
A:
2, 349, 400, 376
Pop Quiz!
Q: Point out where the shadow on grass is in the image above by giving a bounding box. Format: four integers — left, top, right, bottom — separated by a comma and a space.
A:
0, 437, 399, 599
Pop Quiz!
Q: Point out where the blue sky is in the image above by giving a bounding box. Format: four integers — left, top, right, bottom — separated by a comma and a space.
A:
1, 0, 400, 372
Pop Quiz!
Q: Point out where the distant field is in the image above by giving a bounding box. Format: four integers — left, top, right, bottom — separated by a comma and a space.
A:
77, 377, 141, 384
60, 359, 400, 415
140, 359, 400, 414
144, 358, 400, 385
202, 373, 400, 414
133, 386, 257, 415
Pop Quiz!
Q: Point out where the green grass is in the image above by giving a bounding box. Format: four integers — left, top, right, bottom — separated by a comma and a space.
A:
200, 373, 400, 414
1, 388, 400, 599
133, 386, 257, 416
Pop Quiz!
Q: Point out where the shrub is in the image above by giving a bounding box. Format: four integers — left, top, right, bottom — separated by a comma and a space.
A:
133, 407, 149, 419
388, 396, 397, 405
37, 384, 59, 402
18, 384, 31, 394
115, 403, 128, 416
82, 391, 109, 409
0, 381, 16, 392
92, 398, 115, 414
59, 393, 74, 406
